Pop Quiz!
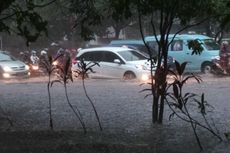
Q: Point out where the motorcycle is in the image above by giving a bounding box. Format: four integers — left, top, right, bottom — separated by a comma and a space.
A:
29, 53, 46, 77
29, 55, 48, 77
211, 55, 230, 75
29, 62, 41, 77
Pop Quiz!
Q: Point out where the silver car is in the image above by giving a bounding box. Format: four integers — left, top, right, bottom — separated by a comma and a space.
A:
72, 47, 156, 81
0, 52, 30, 79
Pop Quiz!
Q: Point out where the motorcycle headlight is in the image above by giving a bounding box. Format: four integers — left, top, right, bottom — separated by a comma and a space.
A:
3, 66, 12, 72
32, 65, 39, 70
52, 61, 58, 66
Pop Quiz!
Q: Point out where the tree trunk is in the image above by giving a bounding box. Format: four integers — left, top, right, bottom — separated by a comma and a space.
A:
158, 50, 169, 123
113, 26, 121, 39
158, 94, 165, 123
153, 43, 168, 124
204, 19, 212, 37
152, 92, 159, 123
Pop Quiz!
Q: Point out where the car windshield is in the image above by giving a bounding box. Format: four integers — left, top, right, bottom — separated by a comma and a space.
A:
0, 53, 16, 62
118, 50, 147, 61
203, 39, 220, 50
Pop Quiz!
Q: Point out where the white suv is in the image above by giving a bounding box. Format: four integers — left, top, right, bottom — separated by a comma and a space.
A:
72, 47, 156, 81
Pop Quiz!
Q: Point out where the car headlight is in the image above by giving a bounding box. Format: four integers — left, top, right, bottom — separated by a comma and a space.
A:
135, 64, 147, 70
3, 73, 10, 78
141, 74, 149, 82
3, 66, 12, 72
25, 65, 30, 70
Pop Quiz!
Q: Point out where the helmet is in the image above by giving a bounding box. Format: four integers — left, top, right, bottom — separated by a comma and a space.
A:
31, 50, 36, 55
40, 50, 47, 56
77, 48, 82, 52
222, 41, 229, 46
57, 48, 65, 54
51, 42, 59, 46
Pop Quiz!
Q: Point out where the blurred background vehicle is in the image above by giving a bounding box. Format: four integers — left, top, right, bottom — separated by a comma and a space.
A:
109, 39, 175, 70
145, 34, 220, 73
72, 46, 156, 81
0, 51, 30, 79
109, 39, 155, 57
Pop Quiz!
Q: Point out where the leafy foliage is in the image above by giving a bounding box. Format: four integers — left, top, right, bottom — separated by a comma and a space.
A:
68, 0, 102, 40
213, 0, 230, 31
0, 0, 49, 45
73, 58, 100, 79
67, 0, 136, 40
40, 51, 102, 132
141, 60, 222, 150
188, 39, 204, 55
166, 61, 222, 151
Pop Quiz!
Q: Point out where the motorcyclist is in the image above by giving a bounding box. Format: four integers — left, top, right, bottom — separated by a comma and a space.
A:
30, 50, 39, 64
40, 50, 48, 62
219, 41, 230, 72
19, 51, 30, 64
39, 49, 49, 66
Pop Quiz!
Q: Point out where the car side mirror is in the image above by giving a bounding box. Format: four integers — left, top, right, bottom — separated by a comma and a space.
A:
114, 59, 121, 64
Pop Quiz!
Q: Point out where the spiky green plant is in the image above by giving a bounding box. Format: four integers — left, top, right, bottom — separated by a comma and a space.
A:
51, 53, 87, 133
39, 54, 58, 130
140, 60, 222, 151
40, 52, 84, 131
73, 58, 102, 131
165, 61, 222, 151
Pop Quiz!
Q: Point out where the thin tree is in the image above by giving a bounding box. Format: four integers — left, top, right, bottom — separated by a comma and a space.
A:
134, 0, 216, 123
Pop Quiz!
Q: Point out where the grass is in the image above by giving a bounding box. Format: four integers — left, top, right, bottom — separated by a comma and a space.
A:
0, 130, 154, 153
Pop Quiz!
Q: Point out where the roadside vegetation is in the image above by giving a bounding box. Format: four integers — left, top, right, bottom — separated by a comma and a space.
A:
1, 0, 230, 152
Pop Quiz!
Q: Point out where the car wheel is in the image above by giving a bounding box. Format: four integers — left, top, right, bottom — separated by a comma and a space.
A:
201, 63, 212, 74
123, 71, 136, 80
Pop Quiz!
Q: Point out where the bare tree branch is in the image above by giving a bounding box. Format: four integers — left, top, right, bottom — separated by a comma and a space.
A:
33, 0, 57, 8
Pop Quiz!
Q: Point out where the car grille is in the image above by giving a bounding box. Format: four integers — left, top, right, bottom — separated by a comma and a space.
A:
11, 66, 25, 71
11, 72, 28, 77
